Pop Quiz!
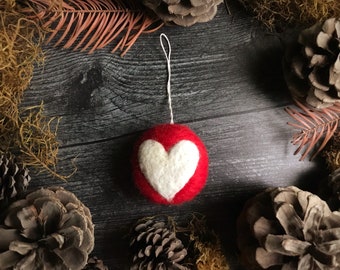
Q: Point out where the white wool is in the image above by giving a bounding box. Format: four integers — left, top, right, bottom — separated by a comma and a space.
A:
138, 139, 200, 201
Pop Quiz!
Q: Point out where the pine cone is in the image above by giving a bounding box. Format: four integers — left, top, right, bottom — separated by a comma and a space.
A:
237, 186, 340, 269
83, 256, 108, 270
0, 186, 94, 270
0, 154, 31, 205
129, 217, 189, 270
283, 18, 340, 108
142, 0, 223, 27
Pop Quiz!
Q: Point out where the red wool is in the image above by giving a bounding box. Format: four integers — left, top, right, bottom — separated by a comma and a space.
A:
132, 123, 209, 204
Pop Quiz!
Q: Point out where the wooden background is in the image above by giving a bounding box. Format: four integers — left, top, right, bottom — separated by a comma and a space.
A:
24, 1, 327, 269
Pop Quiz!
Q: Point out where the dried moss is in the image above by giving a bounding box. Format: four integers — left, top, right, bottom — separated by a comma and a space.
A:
0, 0, 70, 180
172, 214, 230, 270
323, 131, 340, 172
188, 215, 230, 270
238, 0, 340, 30
0, 0, 44, 94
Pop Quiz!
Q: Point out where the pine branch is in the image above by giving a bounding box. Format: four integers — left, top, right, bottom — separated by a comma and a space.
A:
285, 99, 340, 161
21, 0, 164, 56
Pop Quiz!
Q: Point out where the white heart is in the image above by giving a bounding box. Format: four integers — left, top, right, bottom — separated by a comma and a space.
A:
138, 139, 200, 201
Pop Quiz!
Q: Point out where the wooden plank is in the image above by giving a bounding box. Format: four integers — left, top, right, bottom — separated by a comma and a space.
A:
29, 107, 325, 269
26, 5, 289, 146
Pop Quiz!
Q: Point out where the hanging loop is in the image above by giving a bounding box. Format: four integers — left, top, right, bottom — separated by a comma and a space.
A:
160, 33, 174, 124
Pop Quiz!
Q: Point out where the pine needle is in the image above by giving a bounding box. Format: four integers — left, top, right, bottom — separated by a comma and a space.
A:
21, 0, 164, 56
285, 99, 340, 161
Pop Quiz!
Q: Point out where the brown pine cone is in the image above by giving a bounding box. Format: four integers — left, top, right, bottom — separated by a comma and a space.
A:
83, 256, 108, 270
283, 18, 340, 108
237, 186, 340, 269
0, 186, 94, 270
142, 0, 223, 27
0, 154, 31, 205
129, 217, 189, 270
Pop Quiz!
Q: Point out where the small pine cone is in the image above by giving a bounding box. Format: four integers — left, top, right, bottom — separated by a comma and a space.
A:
129, 217, 189, 270
0, 154, 31, 204
0, 186, 94, 270
237, 186, 340, 269
283, 18, 340, 108
83, 256, 108, 270
142, 0, 223, 27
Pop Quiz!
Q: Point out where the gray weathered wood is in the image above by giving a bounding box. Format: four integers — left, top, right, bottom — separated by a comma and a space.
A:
23, 2, 327, 269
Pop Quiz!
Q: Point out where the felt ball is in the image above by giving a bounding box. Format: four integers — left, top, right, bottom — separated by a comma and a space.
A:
132, 123, 209, 204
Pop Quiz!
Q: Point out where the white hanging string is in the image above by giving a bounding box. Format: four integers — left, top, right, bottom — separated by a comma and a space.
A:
160, 33, 174, 124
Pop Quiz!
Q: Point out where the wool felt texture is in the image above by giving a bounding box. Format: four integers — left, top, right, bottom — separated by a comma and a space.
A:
132, 123, 209, 204
139, 139, 200, 201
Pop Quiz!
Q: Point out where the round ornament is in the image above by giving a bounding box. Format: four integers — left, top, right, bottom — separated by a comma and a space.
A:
132, 34, 209, 204
132, 123, 209, 204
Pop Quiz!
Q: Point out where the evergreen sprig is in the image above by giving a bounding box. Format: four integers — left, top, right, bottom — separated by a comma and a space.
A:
285, 99, 340, 160
21, 0, 163, 56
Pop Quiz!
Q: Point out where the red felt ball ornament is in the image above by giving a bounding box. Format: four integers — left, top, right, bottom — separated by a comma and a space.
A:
131, 34, 209, 204
132, 123, 209, 204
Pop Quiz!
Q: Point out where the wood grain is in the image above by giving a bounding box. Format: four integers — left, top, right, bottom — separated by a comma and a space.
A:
24, 2, 327, 269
